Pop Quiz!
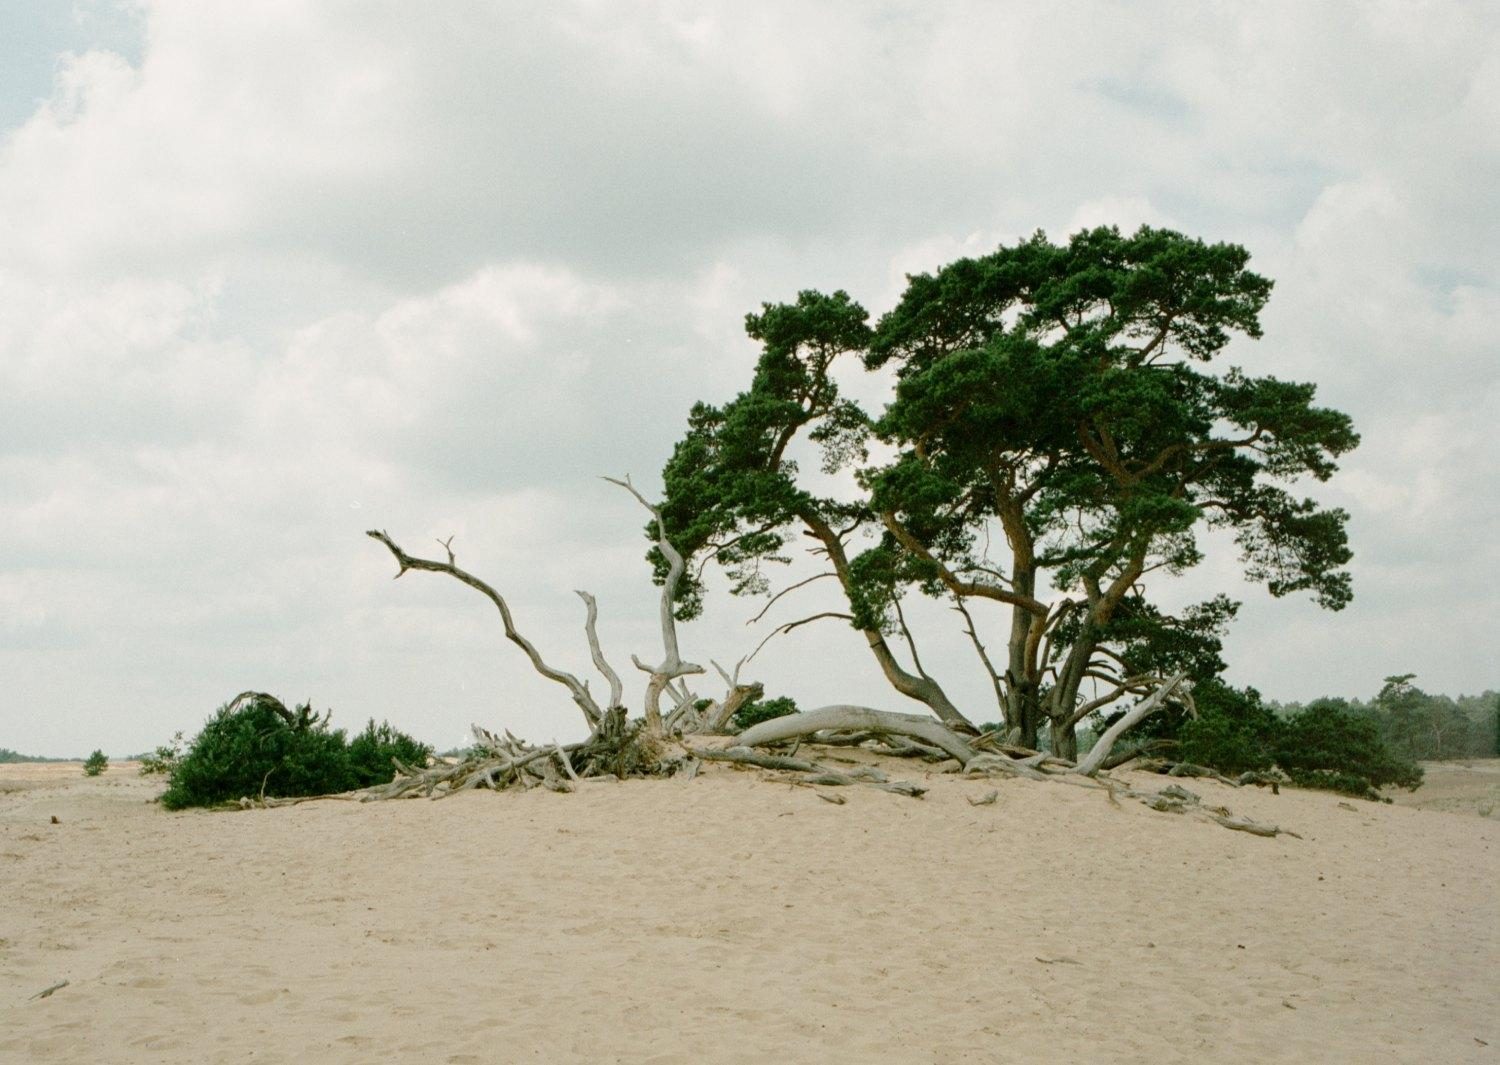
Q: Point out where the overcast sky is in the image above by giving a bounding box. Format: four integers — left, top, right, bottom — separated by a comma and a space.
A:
3, 1, 1496, 757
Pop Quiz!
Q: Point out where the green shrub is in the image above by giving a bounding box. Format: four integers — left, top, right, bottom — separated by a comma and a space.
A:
138, 732, 185, 776
1176, 681, 1279, 775
83, 749, 109, 776
159, 696, 432, 810
346, 719, 432, 787
732, 695, 799, 731
1274, 700, 1422, 797
161, 697, 351, 809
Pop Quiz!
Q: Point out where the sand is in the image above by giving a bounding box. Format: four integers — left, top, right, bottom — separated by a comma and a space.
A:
1387, 759, 1500, 820
1, 758, 1495, 1064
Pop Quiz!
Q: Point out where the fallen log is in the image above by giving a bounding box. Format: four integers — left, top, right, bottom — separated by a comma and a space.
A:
734, 706, 977, 765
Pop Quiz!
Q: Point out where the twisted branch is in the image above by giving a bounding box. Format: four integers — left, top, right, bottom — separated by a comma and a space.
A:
366, 529, 603, 727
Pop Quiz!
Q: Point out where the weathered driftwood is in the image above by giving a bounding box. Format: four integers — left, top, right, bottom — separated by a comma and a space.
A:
1207, 812, 1302, 839
224, 691, 331, 732
362, 508, 1297, 837
694, 745, 925, 799
1072, 673, 1187, 777
368, 530, 606, 728
735, 705, 978, 765
605, 476, 704, 735
694, 747, 821, 773
961, 753, 1050, 782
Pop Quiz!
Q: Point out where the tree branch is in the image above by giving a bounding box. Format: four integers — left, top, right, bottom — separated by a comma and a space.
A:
1072, 673, 1187, 776
881, 512, 1050, 617
951, 596, 1006, 715
745, 611, 853, 664
574, 591, 624, 710
734, 705, 978, 765
366, 530, 602, 727
604, 476, 705, 732
747, 571, 837, 626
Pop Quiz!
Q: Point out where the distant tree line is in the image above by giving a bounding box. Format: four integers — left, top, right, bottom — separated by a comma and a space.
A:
1269, 675, 1499, 763
1086, 674, 1495, 800
0, 748, 70, 764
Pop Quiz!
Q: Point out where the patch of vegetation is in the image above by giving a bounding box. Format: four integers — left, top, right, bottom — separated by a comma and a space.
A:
347, 719, 433, 788
83, 749, 109, 776
0, 748, 68, 764
138, 732, 185, 776
1111, 677, 1423, 800
731, 695, 799, 731
1175, 682, 1279, 776
159, 695, 431, 810
1274, 700, 1422, 798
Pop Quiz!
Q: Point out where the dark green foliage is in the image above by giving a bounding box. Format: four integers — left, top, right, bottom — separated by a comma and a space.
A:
656, 225, 1359, 748
83, 749, 109, 776
1274, 679, 1498, 762
731, 695, 799, 731
159, 696, 430, 810
1124, 679, 1424, 799
1175, 682, 1279, 775
161, 698, 349, 809
1275, 700, 1423, 797
346, 719, 433, 787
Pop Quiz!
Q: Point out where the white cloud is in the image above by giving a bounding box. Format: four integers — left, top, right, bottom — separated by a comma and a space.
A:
1, 1, 1497, 754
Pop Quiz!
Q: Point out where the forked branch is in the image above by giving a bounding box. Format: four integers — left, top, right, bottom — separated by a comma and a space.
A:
366, 529, 603, 727
576, 591, 624, 710
605, 475, 704, 732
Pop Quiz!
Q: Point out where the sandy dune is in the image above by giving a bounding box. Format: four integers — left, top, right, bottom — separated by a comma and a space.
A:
1388, 759, 1500, 820
1, 758, 1495, 1064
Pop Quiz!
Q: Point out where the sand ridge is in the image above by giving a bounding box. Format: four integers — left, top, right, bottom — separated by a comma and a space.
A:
1, 759, 1495, 1063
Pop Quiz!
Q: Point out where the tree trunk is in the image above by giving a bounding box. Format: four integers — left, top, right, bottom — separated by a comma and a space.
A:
1051, 716, 1079, 761
799, 509, 975, 732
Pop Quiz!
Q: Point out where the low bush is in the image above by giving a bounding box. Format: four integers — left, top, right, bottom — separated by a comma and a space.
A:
138, 732, 185, 776
1274, 701, 1422, 797
731, 695, 799, 731
347, 719, 433, 788
83, 749, 109, 776
1175, 681, 1279, 776
1107, 679, 1422, 801
159, 696, 430, 810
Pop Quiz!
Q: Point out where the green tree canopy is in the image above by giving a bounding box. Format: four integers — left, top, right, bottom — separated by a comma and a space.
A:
657, 226, 1358, 754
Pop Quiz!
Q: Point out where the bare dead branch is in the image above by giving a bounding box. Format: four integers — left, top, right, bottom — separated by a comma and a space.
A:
693, 746, 823, 772
734, 705, 978, 765
604, 476, 704, 733
892, 597, 929, 679
745, 611, 853, 664
366, 529, 603, 727
747, 572, 837, 626
951, 596, 1006, 713
574, 591, 624, 710
1072, 673, 1187, 777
